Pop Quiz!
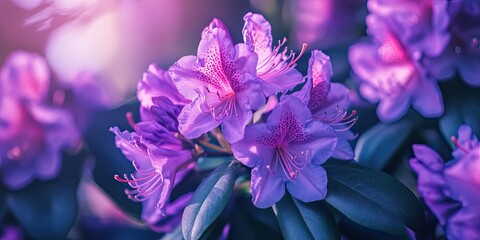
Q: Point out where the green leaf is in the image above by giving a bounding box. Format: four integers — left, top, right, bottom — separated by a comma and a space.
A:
324, 160, 424, 234
182, 161, 239, 240
196, 156, 232, 171
355, 114, 419, 169
273, 194, 339, 240
439, 96, 480, 148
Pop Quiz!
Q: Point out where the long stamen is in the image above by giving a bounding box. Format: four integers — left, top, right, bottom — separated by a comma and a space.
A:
126, 112, 136, 129
319, 107, 358, 132
132, 161, 155, 173
202, 91, 237, 121
273, 147, 308, 180
451, 136, 469, 153
258, 41, 307, 80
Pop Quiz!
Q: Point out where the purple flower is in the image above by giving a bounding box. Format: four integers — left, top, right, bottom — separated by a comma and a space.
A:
111, 124, 197, 232
0, 51, 80, 189
242, 12, 304, 96
294, 50, 356, 160
426, 1, 480, 86
349, 13, 444, 122
368, 0, 451, 58
232, 96, 337, 208
0, 50, 50, 103
410, 125, 480, 239
137, 64, 189, 120
169, 19, 265, 143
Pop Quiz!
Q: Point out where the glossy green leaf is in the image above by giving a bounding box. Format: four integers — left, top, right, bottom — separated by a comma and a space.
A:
324, 160, 424, 234
195, 156, 232, 171
273, 194, 339, 240
182, 161, 239, 240
355, 114, 419, 169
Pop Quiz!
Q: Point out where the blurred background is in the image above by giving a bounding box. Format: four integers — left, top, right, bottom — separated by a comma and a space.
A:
0, 1, 366, 238
11, 0, 478, 239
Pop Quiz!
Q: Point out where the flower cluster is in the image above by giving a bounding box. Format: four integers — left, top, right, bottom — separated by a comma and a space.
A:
113, 12, 356, 231
410, 125, 480, 239
349, 0, 448, 122
0, 50, 80, 189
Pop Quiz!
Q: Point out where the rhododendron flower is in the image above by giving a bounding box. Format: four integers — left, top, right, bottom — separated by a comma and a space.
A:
232, 96, 337, 208
169, 19, 265, 143
0, 50, 79, 189
368, 0, 450, 58
349, 13, 444, 122
294, 50, 356, 159
0, 50, 50, 102
113, 63, 199, 232
111, 125, 196, 231
137, 64, 189, 122
426, 0, 480, 86
242, 12, 304, 96
410, 125, 480, 239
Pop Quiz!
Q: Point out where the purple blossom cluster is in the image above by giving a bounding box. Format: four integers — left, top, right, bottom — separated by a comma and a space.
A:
410, 125, 480, 239
112, 12, 356, 231
0, 50, 80, 189
349, 0, 480, 122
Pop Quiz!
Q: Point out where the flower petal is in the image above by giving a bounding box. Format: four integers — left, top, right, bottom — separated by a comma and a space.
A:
286, 164, 327, 202
177, 99, 221, 139
250, 166, 285, 208
412, 79, 444, 118
231, 123, 275, 168
242, 12, 273, 61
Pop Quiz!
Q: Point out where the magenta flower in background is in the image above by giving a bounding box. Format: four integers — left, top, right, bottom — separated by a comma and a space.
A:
242, 12, 304, 96
169, 19, 265, 143
232, 96, 337, 208
294, 50, 356, 160
426, 0, 480, 86
349, 11, 444, 122
0, 50, 50, 102
410, 125, 480, 239
0, 50, 80, 189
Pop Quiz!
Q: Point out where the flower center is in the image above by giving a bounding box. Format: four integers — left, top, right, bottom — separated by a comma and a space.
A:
201, 90, 238, 121
267, 147, 309, 180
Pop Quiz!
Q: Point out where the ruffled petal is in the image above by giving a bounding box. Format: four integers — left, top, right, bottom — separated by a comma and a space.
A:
177, 99, 221, 139
242, 12, 273, 61
168, 56, 203, 101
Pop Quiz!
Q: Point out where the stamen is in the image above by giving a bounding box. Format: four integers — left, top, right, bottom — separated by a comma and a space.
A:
257, 41, 308, 80
200, 90, 238, 121
272, 147, 308, 180
319, 107, 358, 131
126, 112, 136, 129
451, 136, 469, 153
132, 161, 156, 175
